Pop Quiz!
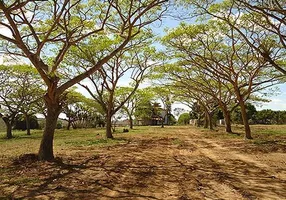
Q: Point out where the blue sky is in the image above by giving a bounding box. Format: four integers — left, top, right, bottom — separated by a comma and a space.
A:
258, 84, 286, 111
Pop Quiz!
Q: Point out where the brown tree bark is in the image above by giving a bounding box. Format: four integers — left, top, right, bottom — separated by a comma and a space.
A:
161, 115, 165, 128
209, 113, 214, 130
2, 116, 15, 139
6, 122, 12, 139
67, 117, 71, 130
105, 110, 113, 138
224, 111, 232, 133
197, 114, 202, 127
203, 113, 208, 129
24, 113, 31, 135
221, 106, 232, 133
128, 114, 133, 129
4, 121, 13, 139
239, 101, 252, 139
38, 92, 62, 161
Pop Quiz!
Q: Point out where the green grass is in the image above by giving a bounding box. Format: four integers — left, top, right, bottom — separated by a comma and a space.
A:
0, 128, 108, 160
0, 126, 176, 160
10, 177, 41, 185
172, 138, 183, 145
64, 138, 127, 147
0, 125, 285, 161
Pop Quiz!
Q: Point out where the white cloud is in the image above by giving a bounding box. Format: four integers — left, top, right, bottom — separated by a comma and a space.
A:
259, 100, 286, 111
0, 25, 12, 38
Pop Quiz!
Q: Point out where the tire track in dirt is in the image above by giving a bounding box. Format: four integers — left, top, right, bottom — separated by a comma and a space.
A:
181, 129, 286, 200
98, 138, 206, 200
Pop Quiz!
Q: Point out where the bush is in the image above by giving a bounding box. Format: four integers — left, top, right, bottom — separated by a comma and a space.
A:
56, 121, 63, 129
178, 113, 191, 125
168, 114, 177, 125
13, 114, 39, 130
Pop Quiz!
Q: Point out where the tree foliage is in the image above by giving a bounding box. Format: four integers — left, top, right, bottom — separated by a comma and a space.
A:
178, 113, 190, 125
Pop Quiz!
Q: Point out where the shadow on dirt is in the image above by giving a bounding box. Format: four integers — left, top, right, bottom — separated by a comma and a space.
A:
1, 135, 286, 199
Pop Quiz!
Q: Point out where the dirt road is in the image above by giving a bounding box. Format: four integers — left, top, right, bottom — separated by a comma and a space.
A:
1, 126, 286, 199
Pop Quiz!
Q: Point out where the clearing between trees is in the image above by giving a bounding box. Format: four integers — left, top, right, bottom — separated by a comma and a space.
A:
0, 125, 286, 199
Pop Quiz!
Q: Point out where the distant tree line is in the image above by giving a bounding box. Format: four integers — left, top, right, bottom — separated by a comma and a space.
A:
178, 102, 286, 126
231, 104, 286, 125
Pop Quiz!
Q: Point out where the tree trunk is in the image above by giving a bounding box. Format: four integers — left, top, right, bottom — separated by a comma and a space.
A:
203, 113, 208, 129
208, 112, 214, 130
67, 118, 71, 130
197, 114, 201, 127
239, 101, 252, 139
106, 113, 113, 138
161, 115, 165, 128
2, 117, 13, 139
38, 94, 62, 161
6, 122, 12, 139
221, 107, 232, 133
25, 114, 31, 135
129, 114, 133, 129
166, 112, 169, 125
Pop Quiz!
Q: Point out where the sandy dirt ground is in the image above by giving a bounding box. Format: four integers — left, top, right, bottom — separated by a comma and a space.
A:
0, 126, 286, 199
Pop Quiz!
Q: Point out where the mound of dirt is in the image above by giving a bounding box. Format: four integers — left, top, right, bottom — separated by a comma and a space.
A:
13, 153, 38, 165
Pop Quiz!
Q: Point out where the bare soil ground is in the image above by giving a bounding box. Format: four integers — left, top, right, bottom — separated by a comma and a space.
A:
0, 126, 286, 200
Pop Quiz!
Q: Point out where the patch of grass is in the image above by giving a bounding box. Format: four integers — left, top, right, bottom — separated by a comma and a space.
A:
0, 130, 42, 141
64, 138, 127, 147
1, 125, 285, 161
10, 177, 41, 185
252, 140, 286, 145
172, 138, 182, 145
253, 129, 286, 137
0, 168, 12, 173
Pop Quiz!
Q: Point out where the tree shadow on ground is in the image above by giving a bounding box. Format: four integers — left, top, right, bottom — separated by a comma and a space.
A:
1, 135, 286, 200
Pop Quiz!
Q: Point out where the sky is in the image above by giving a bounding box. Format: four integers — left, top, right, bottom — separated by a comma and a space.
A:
0, 8, 286, 112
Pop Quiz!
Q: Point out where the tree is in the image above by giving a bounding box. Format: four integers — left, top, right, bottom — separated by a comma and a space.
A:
61, 90, 102, 130
120, 88, 154, 129
15, 67, 44, 135
0, 66, 18, 138
210, 0, 286, 75
76, 45, 158, 138
161, 61, 236, 132
0, 65, 43, 138
173, 107, 186, 118
162, 20, 282, 138
14, 114, 39, 131
0, 0, 168, 160
231, 103, 257, 124
134, 100, 154, 125
152, 86, 174, 127
178, 113, 190, 125
255, 109, 275, 124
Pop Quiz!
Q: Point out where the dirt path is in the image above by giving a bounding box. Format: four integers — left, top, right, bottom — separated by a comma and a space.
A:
1, 127, 286, 199
182, 130, 286, 200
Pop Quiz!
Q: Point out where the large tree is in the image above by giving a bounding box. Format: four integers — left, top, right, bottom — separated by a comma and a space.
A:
152, 86, 173, 128
120, 88, 155, 129
186, 0, 286, 75
163, 21, 282, 138
76, 46, 158, 138
62, 90, 102, 130
0, 65, 43, 138
0, 0, 168, 160
161, 62, 236, 133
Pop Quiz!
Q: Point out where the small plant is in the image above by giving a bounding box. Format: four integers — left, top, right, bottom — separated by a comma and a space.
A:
172, 138, 182, 145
